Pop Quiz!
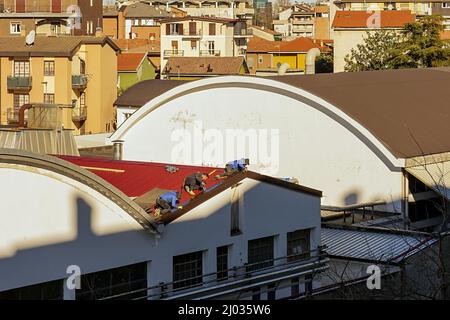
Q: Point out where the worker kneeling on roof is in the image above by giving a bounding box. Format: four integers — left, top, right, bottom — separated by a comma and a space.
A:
184, 172, 209, 197
215, 158, 249, 179
155, 191, 182, 216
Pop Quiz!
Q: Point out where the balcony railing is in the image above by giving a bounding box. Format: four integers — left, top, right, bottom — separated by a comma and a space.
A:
163, 50, 184, 57
234, 28, 253, 36
72, 75, 89, 89
200, 50, 221, 57
183, 29, 202, 37
7, 76, 32, 91
72, 106, 87, 123
6, 107, 28, 125
98, 248, 328, 300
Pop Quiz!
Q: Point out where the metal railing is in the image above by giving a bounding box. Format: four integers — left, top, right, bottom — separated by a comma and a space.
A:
72, 75, 88, 89
163, 50, 184, 57
234, 28, 253, 36
98, 248, 328, 300
184, 29, 202, 36
322, 200, 387, 224
200, 50, 221, 56
72, 106, 87, 123
7, 76, 32, 90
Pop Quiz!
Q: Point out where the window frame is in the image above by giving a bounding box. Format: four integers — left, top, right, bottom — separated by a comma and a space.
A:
247, 236, 274, 272
173, 251, 203, 290
44, 61, 55, 77
10, 21, 21, 34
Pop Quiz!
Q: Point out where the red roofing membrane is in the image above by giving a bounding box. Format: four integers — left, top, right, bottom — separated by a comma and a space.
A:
59, 156, 224, 203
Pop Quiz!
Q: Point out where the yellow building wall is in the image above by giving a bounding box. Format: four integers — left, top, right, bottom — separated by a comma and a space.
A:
273, 53, 307, 70
103, 17, 118, 39
0, 57, 12, 124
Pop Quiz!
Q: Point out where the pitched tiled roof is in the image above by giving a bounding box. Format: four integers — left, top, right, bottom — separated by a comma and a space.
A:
0, 36, 120, 57
114, 39, 160, 54
246, 36, 323, 53
332, 10, 415, 29
58, 156, 223, 203
118, 52, 147, 72
164, 57, 247, 75
124, 2, 172, 18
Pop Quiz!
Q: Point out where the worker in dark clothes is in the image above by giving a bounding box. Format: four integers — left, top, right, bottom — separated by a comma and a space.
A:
183, 172, 209, 197
215, 158, 249, 179
154, 191, 181, 216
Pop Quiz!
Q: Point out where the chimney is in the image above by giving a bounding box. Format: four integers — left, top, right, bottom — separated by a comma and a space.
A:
112, 140, 124, 160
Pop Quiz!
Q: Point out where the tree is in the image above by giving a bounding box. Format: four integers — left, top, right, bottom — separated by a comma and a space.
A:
389, 15, 450, 68
315, 54, 333, 73
344, 30, 400, 72
345, 15, 450, 72
272, 0, 292, 16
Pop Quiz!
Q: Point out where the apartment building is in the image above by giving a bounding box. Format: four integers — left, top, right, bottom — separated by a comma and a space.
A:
0, 0, 102, 36
273, 4, 331, 39
332, 10, 415, 72
116, 0, 254, 22
0, 35, 120, 134
159, 16, 251, 75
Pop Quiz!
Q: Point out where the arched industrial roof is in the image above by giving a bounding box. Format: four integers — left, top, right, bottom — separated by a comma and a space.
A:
111, 68, 450, 159
0, 149, 160, 234
109, 75, 406, 170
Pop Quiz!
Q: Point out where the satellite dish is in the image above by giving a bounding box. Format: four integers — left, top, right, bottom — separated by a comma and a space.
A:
25, 30, 35, 46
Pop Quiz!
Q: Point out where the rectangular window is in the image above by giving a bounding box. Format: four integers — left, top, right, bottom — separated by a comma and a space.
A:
258, 55, 263, 64
443, 2, 450, 8
208, 41, 215, 55
247, 236, 274, 272
52, 0, 62, 13
267, 283, 276, 300
76, 262, 147, 300
287, 229, 311, 261
44, 61, 55, 76
0, 279, 63, 300
173, 251, 203, 290
14, 60, 30, 77
171, 40, 178, 50
80, 59, 86, 75
80, 92, 86, 107
189, 21, 196, 35
10, 21, 21, 34
209, 23, 216, 35
216, 246, 228, 281
190, 40, 197, 49
291, 277, 300, 297
13, 94, 29, 108
44, 93, 55, 104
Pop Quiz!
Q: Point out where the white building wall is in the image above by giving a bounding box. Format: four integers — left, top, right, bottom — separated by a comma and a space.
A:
0, 163, 320, 299
114, 84, 403, 211
333, 29, 368, 73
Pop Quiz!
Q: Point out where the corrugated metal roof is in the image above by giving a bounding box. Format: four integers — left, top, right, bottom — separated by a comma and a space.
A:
0, 129, 79, 156
321, 227, 436, 263
58, 156, 224, 202
406, 161, 450, 201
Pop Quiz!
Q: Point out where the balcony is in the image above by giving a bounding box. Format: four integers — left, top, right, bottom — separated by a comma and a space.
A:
7, 76, 32, 91
234, 28, 253, 37
163, 50, 184, 57
72, 106, 87, 123
183, 29, 202, 38
200, 50, 221, 57
72, 75, 89, 89
292, 19, 314, 25
6, 107, 28, 125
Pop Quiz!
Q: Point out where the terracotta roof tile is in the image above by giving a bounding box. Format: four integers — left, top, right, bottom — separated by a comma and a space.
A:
114, 38, 160, 53
246, 36, 323, 53
332, 10, 415, 28
117, 52, 147, 72
164, 57, 247, 75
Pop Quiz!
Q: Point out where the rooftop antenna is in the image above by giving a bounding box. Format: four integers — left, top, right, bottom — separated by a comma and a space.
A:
25, 30, 35, 46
